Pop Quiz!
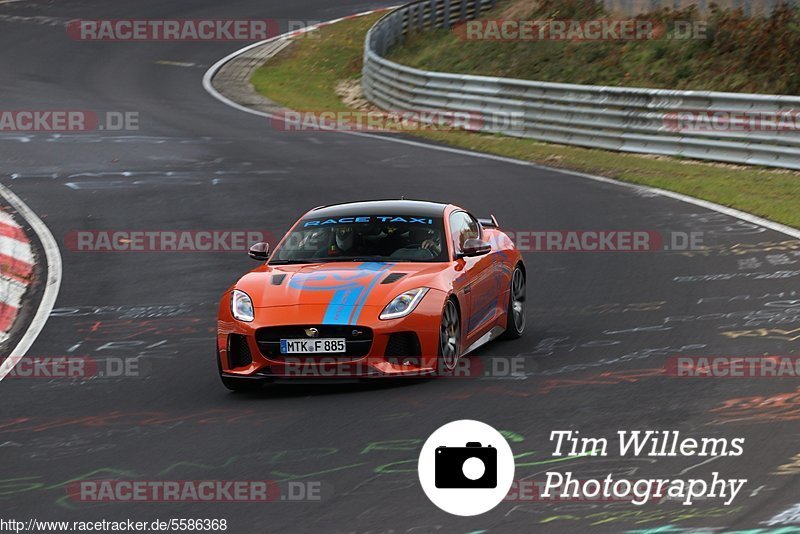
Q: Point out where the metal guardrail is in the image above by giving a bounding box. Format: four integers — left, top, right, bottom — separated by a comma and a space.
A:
362, 0, 800, 170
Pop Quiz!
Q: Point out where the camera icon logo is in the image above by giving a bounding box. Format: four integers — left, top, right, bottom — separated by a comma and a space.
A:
435, 442, 497, 489
418, 420, 515, 516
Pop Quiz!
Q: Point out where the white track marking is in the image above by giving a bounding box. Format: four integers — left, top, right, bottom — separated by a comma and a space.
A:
202, 10, 800, 240
0, 183, 62, 381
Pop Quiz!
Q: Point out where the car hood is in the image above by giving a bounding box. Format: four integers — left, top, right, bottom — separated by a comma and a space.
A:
236, 261, 449, 310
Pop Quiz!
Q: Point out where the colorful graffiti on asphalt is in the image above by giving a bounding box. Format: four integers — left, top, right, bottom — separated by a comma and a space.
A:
710, 387, 800, 424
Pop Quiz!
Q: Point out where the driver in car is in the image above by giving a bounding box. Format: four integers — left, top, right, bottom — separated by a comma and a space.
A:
419, 228, 441, 256
328, 226, 365, 256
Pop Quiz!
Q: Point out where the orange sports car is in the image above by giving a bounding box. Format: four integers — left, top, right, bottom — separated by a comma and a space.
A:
216, 200, 526, 390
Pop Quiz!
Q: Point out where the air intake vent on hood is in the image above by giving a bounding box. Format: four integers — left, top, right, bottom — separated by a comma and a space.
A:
271, 274, 287, 285
381, 273, 407, 284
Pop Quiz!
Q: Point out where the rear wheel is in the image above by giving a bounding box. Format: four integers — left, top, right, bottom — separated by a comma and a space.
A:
438, 299, 461, 373
501, 266, 526, 339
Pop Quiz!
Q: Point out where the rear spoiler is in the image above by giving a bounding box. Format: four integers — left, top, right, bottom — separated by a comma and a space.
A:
477, 215, 499, 229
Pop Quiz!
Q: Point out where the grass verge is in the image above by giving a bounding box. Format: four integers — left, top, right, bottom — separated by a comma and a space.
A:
388, 0, 800, 94
251, 13, 800, 228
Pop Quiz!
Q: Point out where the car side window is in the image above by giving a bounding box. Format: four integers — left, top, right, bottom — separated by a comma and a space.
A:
449, 211, 480, 256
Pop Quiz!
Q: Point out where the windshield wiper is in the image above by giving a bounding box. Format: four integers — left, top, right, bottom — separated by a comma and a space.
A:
319, 256, 390, 262
267, 259, 326, 265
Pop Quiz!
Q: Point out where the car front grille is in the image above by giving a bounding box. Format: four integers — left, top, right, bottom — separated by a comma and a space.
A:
255, 325, 373, 360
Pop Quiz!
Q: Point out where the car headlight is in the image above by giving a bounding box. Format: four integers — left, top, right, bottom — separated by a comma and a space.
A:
231, 289, 254, 322
380, 287, 429, 320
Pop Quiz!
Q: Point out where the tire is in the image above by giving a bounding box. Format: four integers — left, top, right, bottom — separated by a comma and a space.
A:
217, 347, 263, 392
501, 265, 526, 339
437, 298, 461, 374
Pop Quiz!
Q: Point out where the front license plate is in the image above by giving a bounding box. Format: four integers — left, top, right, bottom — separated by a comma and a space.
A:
280, 338, 346, 354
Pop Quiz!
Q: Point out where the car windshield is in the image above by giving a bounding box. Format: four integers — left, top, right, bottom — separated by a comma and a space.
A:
270, 215, 448, 263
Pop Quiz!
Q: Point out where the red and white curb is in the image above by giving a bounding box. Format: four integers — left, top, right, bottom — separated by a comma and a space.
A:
0, 210, 32, 344
0, 183, 62, 382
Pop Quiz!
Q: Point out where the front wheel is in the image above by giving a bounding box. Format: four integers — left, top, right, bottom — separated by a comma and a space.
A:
501, 266, 526, 339
438, 299, 461, 373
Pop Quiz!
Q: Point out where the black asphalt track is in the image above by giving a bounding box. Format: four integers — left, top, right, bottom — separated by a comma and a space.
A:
1, 0, 799, 532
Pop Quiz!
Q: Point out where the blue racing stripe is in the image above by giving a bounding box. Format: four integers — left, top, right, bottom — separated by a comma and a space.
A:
322, 287, 361, 324
349, 263, 394, 325
321, 262, 393, 325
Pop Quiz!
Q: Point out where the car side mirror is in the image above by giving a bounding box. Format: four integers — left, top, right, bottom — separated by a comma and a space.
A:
248, 242, 270, 261
459, 238, 491, 258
